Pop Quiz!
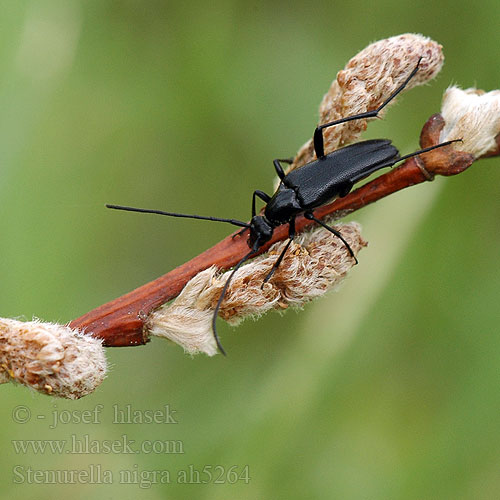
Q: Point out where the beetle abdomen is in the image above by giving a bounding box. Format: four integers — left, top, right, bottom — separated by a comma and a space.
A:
285, 139, 399, 209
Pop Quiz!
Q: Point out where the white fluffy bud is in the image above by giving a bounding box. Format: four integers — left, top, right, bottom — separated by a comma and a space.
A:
440, 87, 500, 157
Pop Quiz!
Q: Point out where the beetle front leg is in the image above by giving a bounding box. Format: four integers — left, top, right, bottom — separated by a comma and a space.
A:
261, 217, 296, 286
304, 212, 358, 264
233, 190, 272, 239
252, 190, 271, 217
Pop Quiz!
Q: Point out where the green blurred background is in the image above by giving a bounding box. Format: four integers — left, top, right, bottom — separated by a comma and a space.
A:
1, 1, 499, 498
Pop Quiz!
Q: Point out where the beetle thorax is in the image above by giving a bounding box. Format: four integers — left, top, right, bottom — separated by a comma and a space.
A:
264, 185, 303, 225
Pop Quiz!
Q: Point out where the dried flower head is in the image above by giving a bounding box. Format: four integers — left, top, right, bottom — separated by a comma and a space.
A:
440, 86, 500, 157
149, 223, 366, 356
0, 318, 107, 399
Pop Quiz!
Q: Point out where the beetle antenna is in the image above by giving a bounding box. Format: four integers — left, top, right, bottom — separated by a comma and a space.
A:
212, 244, 259, 355
396, 139, 463, 163
106, 204, 250, 228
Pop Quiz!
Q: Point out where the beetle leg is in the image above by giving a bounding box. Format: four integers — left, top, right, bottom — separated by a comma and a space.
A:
313, 57, 423, 159
338, 181, 353, 198
213, 242, 260, 355
304, 212, 358, 264
262, 217, 296, 286
273, 158, 294, 180
252, 190, 271, 217
232, 189, 273, 239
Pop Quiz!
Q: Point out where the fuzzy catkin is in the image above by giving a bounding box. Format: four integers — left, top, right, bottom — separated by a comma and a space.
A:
0, 318, 107, 399
149, 223, 366, 356
290, 33, 444, 174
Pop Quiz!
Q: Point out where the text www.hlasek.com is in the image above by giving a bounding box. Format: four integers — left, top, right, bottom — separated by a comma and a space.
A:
12, 434, 184, 455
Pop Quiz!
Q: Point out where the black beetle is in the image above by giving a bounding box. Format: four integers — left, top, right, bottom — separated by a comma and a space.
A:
107, 58, 458, 355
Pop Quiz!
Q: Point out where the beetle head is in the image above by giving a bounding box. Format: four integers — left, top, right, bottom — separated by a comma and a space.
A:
249, 215, 274, 248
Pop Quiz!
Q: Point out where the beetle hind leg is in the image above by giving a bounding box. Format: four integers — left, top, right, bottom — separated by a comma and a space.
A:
313, 57, 423, 159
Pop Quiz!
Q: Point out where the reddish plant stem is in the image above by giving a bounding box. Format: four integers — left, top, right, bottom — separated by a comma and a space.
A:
70, 114, 482, 346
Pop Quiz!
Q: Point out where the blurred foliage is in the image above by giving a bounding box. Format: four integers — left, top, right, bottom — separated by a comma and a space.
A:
0, 1, 499, 498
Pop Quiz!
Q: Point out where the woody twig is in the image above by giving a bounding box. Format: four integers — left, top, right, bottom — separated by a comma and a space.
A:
70, 117, 498, 348
69, 35, 500, 351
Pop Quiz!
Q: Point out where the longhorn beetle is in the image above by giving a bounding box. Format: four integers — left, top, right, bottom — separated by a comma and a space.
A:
107, 58, 459, 355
